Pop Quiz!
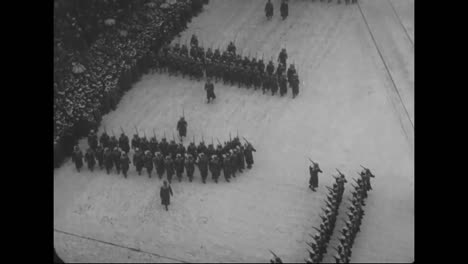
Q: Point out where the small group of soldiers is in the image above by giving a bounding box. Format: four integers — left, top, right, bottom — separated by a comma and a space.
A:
155, 34, 300, 98
265, 0, 289, 20
71, 128, 257, 184
305, 172, 347, 263
332, 168, 374, 263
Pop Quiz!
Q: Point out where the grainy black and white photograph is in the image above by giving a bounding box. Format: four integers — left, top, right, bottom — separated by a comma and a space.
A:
54, 0, 414, 262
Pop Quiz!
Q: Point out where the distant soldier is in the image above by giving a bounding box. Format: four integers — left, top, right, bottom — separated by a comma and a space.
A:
266, 60, 275, 75
140, 137, 149, 152
159, 137, 169, 156
120, 152, 130, 178
144, 150, 154, 178
87, 129, 98, 150
279, 74, 288, 96
95, 144, 104, 169
109, 136, 118, 150
180, 44, 189, 57
205, 78, 216, 103
112, 147, 121, 174
309, 161, 323, 191
278, 48, 288, 66
131, 134, 140, 150
185, 154, 195, 182
149, 136, 158, 153
104, 147, 113, 174
190, 34, 198, 48
154, 152, 165, 179
270, 74, 278, 95
287, 64, 296, 83
280, 0, 289, 20
169, 140, 178, 160
133, 148, 144, 175
238, 146, 246, 171
244, 142, 256, 169
197, 141, 207, 155
174, 154, 185, 182
197, 153, 209, 183
72, 145, 83, 172
177, 117, 188, 140
165, 155, 175, 183
160, 180, 173, 211
291, 74, 299, 98
210, 155, 221, 183
119, 132, 130, 153
360, 168, 375, 191
187, 142, 197, 157
100, 131, 110, 149
227, 41, 236, 54
265, 0, 274, 20
222, 154, 231, 182
85, 147, 96, 172
262, 74, 270, 94
206, 48, 213, 60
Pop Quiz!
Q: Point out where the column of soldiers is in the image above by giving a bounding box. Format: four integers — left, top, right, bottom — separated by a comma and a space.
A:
305, 171, 347, 264
332, 167, 374, 263
71, 129, 257, 184
265, 0, 289, 20
155, 34, 300, 98
315, 0, 358, 4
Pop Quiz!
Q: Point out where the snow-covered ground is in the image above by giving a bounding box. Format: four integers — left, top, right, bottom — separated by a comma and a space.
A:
54, 0, 414, 262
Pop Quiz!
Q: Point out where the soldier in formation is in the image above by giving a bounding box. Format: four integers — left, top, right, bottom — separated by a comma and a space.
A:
205, 78, 216, 103
72, 145, 83, 172
177, 116, 188, 140
280, 0, 289, 20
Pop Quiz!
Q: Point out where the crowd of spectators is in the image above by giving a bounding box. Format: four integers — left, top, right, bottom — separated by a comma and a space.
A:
54, 0, 207, 167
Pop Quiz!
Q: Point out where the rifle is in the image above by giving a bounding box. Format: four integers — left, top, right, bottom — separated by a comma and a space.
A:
216, 138, 221, 145
182, 107, 185, 118
242, 136, 251, 146
312, 227, 322, 233
202, 134, 204, 143
268, 249, 278, 259
360, 165, 369, 171
120, 126, 125, 135
111, 129, 115, 137
237, 129, 239, 138
164, 130, 166, 139
193, 135, 195, 144
336, 168, 344, 177
308, 158, 317, 165
153, 128, 157, 141
230, 132, 232, 142
144, 131, 147, 139
211, 137, 214, 145
134, 125, 138, 136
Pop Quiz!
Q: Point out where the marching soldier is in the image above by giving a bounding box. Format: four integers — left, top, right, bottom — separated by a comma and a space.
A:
169, 139, 178, 160
227, 41, 236, 54
165, 155, 175, 183
291, 73, 299, 98
262, 73, 270, 94
187, 142, 197, 157
109, 135, 118, 150
210, 155, 221, 183
140, 136, 149, 152
144, 150, 154, 178
99, 131, 110, 149
133, 148, 144, 175
197, 141, 207, 155
265, 0, 274, 20
270, 74, 278, 96
197, 153, 209, 183
287, 63, 296, 83
278, 48, 288, 66
112, 147, 121, 174
360, 167, 375, 191
309, 161, 323, 191
95, 144, 104, 169
119, 132, 130, 153
185, 154, 195, 182
222, 154, 231, 182
177, 116, 188, 140
104, 147, 113, 174
175, 154, 185, 182
149, 136, 158, 153
154, 152, 165, 179
87, 129, 98, 150
120, 151, 131, 178
205, 78, 216, 103
266, 60, 275, 75
131, 134, 140, 150
190, 34, 198, 48
238, 145, 246, 171
84, 147, 96, 172
279, 74, 287, 96
280, 0, 288, 20
159, 137, 169, 157
72, 145, 83, 172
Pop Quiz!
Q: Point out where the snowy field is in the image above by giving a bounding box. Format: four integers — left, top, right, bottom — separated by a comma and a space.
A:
54, 0, 414, 262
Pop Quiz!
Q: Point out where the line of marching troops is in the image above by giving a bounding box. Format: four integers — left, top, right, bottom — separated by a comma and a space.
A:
332, 168, 374, 263
305, 170, 347, 263
155, 34, 300, 98
71, 129, 257, 184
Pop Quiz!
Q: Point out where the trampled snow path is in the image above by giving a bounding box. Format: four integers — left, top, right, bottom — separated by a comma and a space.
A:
54, 0, 414, 262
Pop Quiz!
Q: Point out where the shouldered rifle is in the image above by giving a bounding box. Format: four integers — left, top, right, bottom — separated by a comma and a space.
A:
120, 126, 125, 135
360, 165, 369, 171
230, 132, 232, 142
111, 129, 115, 137
134, 125, 138, 136
144, 131, 147, 139
242, 137, 251, 145
236, 129, 239, 138
268, 249, 278, 259
182, 108, 185, 118
164, 130, 166, 139
153, 128, 157, 141
336, 169, 344, 177
216, 138, 221, 145
306, 242, 316, 248
193, 135, 195, 144
202, 134, 204, 143
312, 226, 322, 234
308, 158, 317, 166
211, 137, 214, 145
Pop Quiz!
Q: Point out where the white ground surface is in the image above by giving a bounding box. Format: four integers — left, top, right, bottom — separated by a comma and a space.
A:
54, 0, 414, 262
